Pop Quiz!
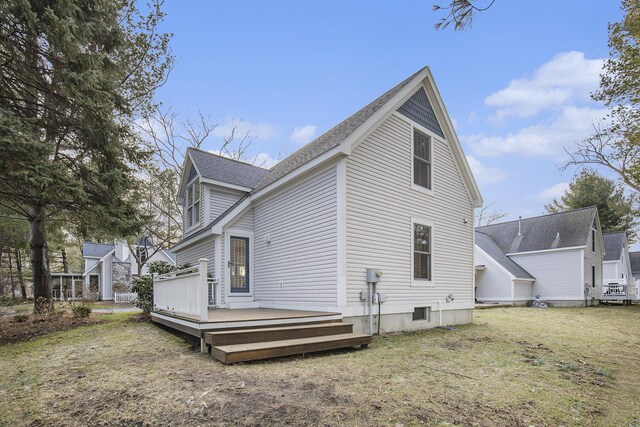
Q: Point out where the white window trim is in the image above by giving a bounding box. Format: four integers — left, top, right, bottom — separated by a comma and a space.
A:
411, 217, 434, 287
410, 122, 437, 197
224, 229, 255, 298
185, 177, 201, 232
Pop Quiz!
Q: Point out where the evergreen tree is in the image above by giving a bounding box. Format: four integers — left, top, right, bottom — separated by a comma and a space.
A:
546, 169, 639, 242
0, 0, 172, 313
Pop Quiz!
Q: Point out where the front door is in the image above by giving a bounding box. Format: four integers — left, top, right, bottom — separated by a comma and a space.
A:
229, 236, 250, 293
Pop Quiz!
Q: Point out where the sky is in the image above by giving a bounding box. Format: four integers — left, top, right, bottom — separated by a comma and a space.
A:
154, 0, 625, 225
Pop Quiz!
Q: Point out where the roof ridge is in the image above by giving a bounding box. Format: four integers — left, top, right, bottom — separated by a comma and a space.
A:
476, 205, 598, 229
187, 147, 270, 171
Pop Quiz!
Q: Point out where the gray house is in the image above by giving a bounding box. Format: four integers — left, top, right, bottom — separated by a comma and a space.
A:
158, 66, 483, 341
83, 239, 176, 300
475, 207, 605, 306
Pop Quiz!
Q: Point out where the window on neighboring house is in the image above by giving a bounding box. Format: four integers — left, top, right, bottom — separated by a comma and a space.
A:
413, 129, 432, 190
136, 246, 148, 265
186, 179, 200, 229
413, 223, 432, 280
592, 265, 596, 288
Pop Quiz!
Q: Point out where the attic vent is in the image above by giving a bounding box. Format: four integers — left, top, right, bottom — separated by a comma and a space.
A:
397, 88, 444, 138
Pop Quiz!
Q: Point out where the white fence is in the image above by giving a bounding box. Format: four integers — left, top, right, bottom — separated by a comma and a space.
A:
153, 258, 211, 321
114, 292, 137, 303
599, 279, 637, 300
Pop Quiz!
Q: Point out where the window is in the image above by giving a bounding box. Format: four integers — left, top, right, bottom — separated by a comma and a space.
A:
413, 129, 431, 190
136, 246, 148, 265
186, 179, 200, 229
592, 265, 596, 288
413, 306, 430, 321
413, 223, 432, 280
592, 229, 596, 252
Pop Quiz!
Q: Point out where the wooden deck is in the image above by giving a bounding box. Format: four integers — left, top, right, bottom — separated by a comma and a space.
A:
151, 307, 370, 363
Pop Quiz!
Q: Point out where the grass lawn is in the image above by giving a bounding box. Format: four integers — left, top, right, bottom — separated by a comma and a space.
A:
1, 306, 639, 426
3, 300, 137, 316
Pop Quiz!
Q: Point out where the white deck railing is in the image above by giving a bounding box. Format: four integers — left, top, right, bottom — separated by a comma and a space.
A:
153, 258, 211, 321
599, 279, 637, 299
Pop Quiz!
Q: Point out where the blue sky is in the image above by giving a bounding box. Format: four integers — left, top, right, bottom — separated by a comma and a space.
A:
155, 0, 623, 222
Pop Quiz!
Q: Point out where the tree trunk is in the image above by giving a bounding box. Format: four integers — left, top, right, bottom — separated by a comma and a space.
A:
61, 247, 69, 273
8, 249, 15, 299
29, 204, 52, 313
0, 247, 3, 298
16, 249, 26, 299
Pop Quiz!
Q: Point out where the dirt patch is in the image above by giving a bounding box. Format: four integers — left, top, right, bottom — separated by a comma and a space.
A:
0, 312, 103, 345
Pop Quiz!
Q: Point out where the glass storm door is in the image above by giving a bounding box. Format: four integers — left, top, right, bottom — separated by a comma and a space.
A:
229, 236, 250, 293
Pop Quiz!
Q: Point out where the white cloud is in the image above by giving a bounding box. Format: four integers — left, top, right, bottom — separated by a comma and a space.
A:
465, 155, 508, 186
251, 152, 278, 169
485, 51, 604, 119
537, 182, 570, 202
465, 105, 608, 158
290, 125, 317, 145
211, 118, 279, 141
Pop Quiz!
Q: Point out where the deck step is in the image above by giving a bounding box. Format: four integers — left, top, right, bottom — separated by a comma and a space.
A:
211, 333, 372, 364
205, 322, 353, 346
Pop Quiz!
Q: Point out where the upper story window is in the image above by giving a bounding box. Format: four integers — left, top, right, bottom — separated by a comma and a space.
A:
136, 246, 148, 265
413, 128, 432, 190
592, 229, 596, 252
413, 223, 432, 281
186, 179, 200, 229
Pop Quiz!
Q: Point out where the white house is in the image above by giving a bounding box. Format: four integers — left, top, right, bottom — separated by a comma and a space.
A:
83, 238, 176, 300
156, 66, 483, 344
602, 231, 638, 301
475, 207, 606, 307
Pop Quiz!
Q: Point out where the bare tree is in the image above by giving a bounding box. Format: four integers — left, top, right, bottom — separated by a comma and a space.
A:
476, 202, 509, 227
433, 0, 496, 30
564, 109, 640, 193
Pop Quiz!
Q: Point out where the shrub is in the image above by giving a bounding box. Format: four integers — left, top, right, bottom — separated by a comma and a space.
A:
112, 282, 130, 293
131, 275, 153, 314
72, 305, 92, 318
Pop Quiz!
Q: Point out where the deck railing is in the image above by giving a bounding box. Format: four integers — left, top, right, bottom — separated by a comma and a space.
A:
599, 279, 637, 300
153, 258, 210, 321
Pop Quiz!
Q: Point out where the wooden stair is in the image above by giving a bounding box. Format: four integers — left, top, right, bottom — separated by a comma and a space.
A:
205, 322, 371, 364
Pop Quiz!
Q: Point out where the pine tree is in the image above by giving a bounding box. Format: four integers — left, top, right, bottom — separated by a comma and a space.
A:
0, 0, 172, 313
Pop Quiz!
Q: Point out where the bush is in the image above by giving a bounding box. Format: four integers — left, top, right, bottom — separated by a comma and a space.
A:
131, 275, 153, 314
72, 305, 92, 318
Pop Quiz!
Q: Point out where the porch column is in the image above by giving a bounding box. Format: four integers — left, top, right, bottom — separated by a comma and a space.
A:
198, 258, 209, 322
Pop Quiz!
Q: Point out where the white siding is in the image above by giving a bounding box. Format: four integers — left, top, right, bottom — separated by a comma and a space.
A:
513, 279, 533, 301
103, 256, 113, 300
253, 166, 338, 306
474, 248, 514, 302
345, 114, 475, 310
228, 207, 254, 232
510, 249, 583, 300
603, 261, 618, 280
209, 186, 244, 221
175, 236, 216, 277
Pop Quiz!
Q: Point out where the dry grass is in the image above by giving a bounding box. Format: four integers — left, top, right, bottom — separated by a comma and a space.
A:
1, 306, 639, 426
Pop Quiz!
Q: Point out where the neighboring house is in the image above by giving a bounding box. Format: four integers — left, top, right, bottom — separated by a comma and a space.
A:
83, 238, 176, 300
602, 231, 638, 302
631, 251, 640, 283
164, 66, 483, 334
475, 207, 605, 307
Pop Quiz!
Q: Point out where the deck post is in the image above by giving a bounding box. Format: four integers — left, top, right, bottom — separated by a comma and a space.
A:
198, 258, 209, 322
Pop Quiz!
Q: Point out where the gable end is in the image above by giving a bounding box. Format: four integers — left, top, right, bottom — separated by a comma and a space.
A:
397, 87, 444, 138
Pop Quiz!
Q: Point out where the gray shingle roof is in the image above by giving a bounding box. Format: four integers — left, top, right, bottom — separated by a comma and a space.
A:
475, 231, 535, 280
251, 67, 428, 192
476, 207, 598, 255
83, 242, 115, 258
603, 232, 626, 262
630, 251, 640, 274
188, 148, 270, 189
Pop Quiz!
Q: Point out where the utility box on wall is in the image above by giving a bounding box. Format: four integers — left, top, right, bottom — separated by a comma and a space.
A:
366, 268, 383, 284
